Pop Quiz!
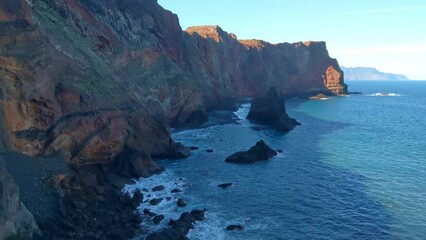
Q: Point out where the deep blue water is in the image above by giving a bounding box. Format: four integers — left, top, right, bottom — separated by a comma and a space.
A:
126, 81, 426, 239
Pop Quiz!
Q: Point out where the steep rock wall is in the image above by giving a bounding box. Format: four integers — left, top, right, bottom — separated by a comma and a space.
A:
0, 0, 347, 163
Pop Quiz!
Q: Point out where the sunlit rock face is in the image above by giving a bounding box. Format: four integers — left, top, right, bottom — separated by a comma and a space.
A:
0, 0, 347, 163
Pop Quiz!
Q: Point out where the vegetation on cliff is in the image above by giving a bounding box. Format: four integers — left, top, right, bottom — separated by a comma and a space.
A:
0, 0, 348, 238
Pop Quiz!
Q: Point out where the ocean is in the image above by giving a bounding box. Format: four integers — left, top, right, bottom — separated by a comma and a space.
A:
126, 80, 426, 239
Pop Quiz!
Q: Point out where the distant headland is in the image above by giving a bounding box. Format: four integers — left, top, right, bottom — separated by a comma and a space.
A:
341, 66, 409, 80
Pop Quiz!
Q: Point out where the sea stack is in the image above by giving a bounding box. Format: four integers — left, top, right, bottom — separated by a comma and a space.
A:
225, 140, 278, 163
247, 87, 300, 131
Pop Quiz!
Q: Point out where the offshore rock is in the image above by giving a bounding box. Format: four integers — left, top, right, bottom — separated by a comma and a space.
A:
225, 140, 277, 163
247, 87, 300, 131
226, 224, 244, 231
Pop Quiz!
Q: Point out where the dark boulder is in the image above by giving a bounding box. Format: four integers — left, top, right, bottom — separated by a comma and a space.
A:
171, 188, 182, 193
133, 190, 143, 202
143, 208, 157, 217
146, 209, 207, 240
177, 198, 187, 207
247, 87, 300, 131
152, 185, 165, 192
149, 198, 163, 206
190, 209, 207, 221
218, 183, 232, 189
153, 215, 165, 224
226, 224, 244, 231
225, 140, 277, 163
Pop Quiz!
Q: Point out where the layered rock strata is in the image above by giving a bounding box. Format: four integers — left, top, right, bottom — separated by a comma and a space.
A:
1, 0, 347, 164
0, 0, 348, 238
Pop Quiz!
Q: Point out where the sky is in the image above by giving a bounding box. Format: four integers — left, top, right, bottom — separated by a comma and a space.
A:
158, 0, 426, 80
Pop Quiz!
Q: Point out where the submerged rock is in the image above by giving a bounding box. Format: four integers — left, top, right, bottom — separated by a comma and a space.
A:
218, 183, 233, 189
247, 87, 300, 131
177, 198, 187, 207
153, 215, 165, 224
225, 140, 277, 163
152, 185, 166, 192
226, 224, 244, 231
171, 188, 182, 193
149, 198, 164, 206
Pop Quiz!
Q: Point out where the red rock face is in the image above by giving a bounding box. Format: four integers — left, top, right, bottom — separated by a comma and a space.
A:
0, 0, 347, 165
183, 27, 347, 98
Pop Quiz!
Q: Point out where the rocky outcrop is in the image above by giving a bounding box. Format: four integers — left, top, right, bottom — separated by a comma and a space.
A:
43, 166, 143, 240
146, 209, 207, 240
247, 87, 300, 131
0, 159, 39, 239
225, 140, 277, 163
226, 224, 244, 231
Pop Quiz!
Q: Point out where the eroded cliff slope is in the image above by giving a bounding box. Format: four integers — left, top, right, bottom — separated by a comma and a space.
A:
0, 0, 347, 164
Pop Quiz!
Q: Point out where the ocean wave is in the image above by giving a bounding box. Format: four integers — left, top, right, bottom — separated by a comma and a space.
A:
234, 103, 251, 120
123, 170, 188, 232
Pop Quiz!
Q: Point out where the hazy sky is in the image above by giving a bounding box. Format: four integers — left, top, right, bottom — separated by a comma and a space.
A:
158, 0, 426, 80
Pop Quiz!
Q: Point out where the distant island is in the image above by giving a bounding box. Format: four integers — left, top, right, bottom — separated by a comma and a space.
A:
341, 66, 409, 80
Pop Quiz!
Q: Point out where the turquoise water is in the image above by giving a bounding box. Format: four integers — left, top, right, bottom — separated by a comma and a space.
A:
128, 81, 426, 239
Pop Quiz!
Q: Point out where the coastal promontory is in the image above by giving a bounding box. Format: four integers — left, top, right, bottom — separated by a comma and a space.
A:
0, 0, 348, 238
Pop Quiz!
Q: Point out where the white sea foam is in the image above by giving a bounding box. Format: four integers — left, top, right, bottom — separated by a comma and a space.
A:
234, 103, 251, 120
123, 170, 188, 231
187, 211, 228, 240
187, 211, 276, 240
366, 92, 402, 97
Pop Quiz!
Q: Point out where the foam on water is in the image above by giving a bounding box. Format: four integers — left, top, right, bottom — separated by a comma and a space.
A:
128, 81, 426, 239
123, 170, 188, 231
366, 92, 402, 97
234, 103, 250, 121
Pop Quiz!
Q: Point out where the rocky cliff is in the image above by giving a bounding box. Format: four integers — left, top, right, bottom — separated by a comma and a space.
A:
0, 0, 347, 164
1, 0, 347, 237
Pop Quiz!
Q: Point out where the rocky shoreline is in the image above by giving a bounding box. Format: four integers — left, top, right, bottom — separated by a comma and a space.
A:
1, 0, 348, 239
